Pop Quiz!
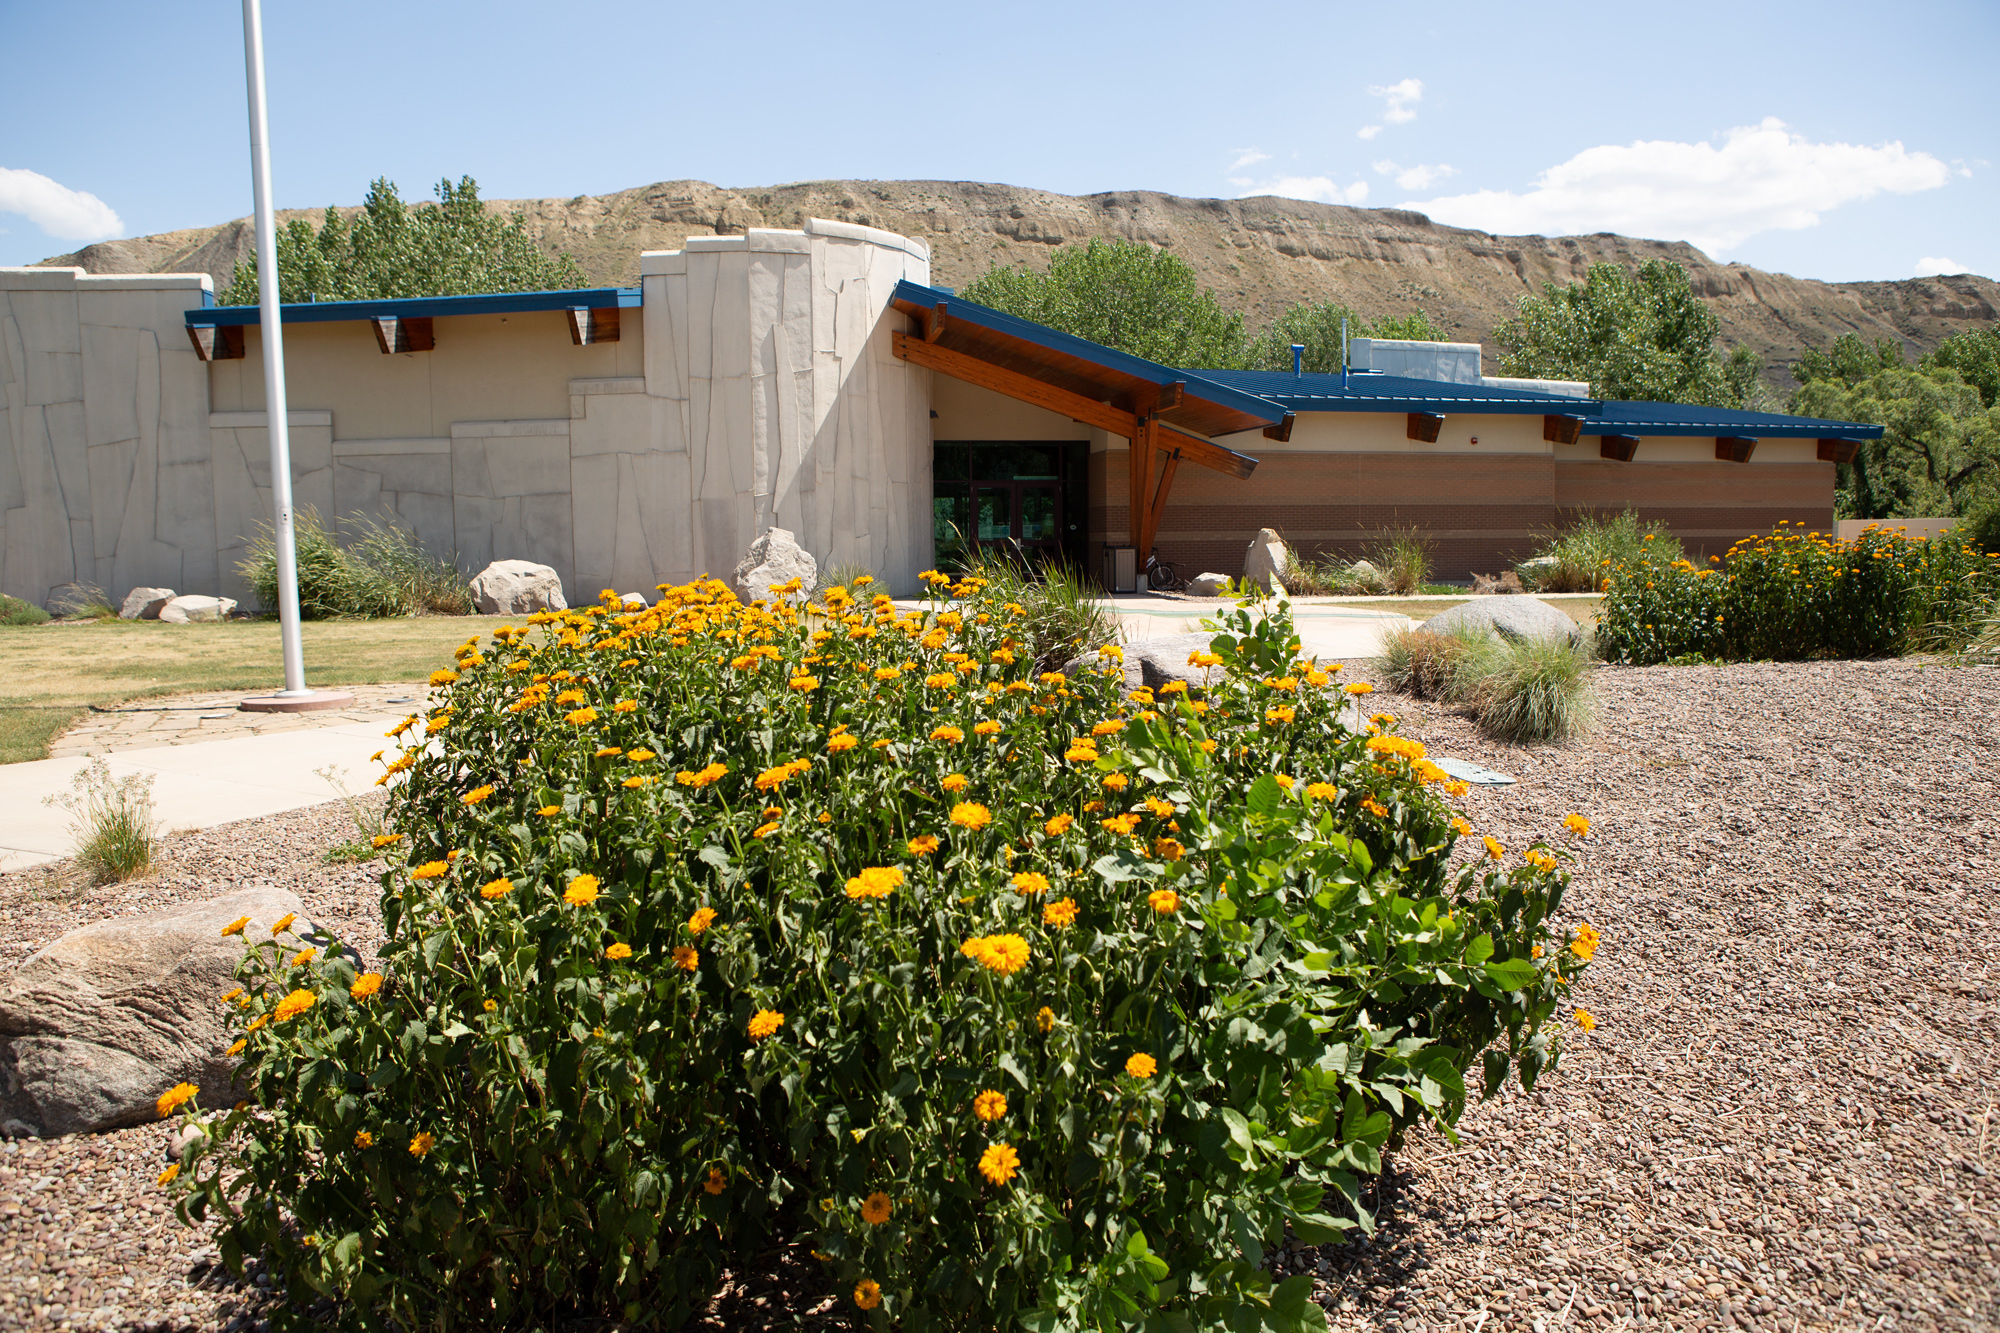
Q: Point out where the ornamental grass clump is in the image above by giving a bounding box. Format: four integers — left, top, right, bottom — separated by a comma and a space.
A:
1596, 522, 2000, 663
160, 580, 1598, 1332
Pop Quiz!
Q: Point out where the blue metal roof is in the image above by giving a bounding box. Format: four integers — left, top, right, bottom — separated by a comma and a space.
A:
185, 286, 642, 328
1194, 368, 1881, 439
892, 280, 1288, 429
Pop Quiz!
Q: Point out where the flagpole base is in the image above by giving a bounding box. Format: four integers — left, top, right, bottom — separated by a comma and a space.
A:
238, 690, 355, 713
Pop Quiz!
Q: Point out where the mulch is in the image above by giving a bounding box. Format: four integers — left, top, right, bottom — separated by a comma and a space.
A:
0, 657, 1994, 1332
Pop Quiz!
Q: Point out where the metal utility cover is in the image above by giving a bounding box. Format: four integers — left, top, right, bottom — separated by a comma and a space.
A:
1434, 757, 1515, 786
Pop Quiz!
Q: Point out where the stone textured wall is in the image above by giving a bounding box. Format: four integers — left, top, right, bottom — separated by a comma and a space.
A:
640, 219, 933, 591
0, 269, 217, 606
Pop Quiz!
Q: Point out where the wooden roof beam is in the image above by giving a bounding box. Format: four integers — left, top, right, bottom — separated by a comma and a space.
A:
892, 331, 1137, 436
1156, 423, 1258, 480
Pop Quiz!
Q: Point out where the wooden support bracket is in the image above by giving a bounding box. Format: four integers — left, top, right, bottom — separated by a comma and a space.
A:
1599, 435, 1640, 463
186, 324, 244, 362
566, 307, 622, 345
1715, 436, 1757, 464
1407, 412, 1445, 443
372, 316, 435, 354
892, 331, 1136, 436
1543, 413, 1584, 445
1817, 438, 1860, 465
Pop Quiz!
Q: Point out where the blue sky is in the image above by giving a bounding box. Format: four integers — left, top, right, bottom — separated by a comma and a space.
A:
3, 0, 1994, 285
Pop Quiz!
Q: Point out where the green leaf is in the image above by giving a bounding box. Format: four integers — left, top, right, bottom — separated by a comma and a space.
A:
1483, 958, 1540, 991
1464, 932, 1495, 966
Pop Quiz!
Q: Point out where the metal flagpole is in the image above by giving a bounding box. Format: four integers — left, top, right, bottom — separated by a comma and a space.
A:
237, 0, 350, 713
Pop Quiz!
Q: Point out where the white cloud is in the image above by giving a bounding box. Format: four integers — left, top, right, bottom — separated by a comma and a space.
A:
1236, 176, 1369, 206
1915, 256, 1968, 276
1229, 147, 1272, 171
1357, 78, 1422, 138
0, 168, 122, 241
1406, 118, 1951, 254
1373, 160, 1457, 191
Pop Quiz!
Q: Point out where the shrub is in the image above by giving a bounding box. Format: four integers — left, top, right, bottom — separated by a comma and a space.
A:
1366, 527, 1434, 596
964, 551, 1119, 673
1465, 638, 1597, 744
1517, 510, 1682, 593
0, 594, 51, 626
163, 581, 1599, 1332
1377, 627, 1497, 701
1964, 500, 2000, 557
240, 509, 471, 619
1596, 521, 2000, 663
44, 757, 157, 883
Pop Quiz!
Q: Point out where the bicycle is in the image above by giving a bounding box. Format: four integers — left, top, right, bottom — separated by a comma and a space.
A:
1141, 551, 1185, 593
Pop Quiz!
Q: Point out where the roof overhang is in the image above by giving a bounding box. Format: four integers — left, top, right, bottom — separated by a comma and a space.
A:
889, 280, 1290, 442
185, 286, 642, 329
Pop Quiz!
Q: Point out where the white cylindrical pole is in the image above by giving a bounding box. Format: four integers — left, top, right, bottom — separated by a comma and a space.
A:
242, 0, 308, 695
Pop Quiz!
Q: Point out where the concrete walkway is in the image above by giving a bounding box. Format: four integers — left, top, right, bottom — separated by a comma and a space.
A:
1, 709, 414, 875
1095, 594, 1416, 661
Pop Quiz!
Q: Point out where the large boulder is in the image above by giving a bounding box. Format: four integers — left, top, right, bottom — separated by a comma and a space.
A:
0, 888, 310, 1138
1184, 572, 1232, 597
732, 528, 817, 605
470, 560, 567, 615
120, 587, 176, 620
1421, 596, 1579, 645
1242, 528, 1289, 594
156, 595, 237, 623
1064, 633, 1223, 695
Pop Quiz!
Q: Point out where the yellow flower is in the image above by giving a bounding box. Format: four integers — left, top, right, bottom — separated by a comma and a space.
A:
1344, 682, 1374, 696
854, 1279, 883, 1310
789, 674, 820, 692
479, 877, 513, 900
1153, 837, 1185, 861
752, 819, 781, 838
221, 987, 244, 1003
627, 748, 656, 763
290, 947, 317, 968
1199, 739, 1218, 754
409, 1132, 435, 1157
274, 989, 317, 1023
1036, 1005, 1056, 1033
974, 720, 1002, 738
755, 758, 810, 791
350, 973, 383, 1000
861, 1191, 894, 1225
677, 762, 728, 788
949, 802, 992, 830
1573, 1008, 1599, 1032
973, 1090, 1009, 1121
827, 733, 860, 753
704, 1166, 727, 1195
221, 916, 251, 937
1063, 742, 1099, 763
565, 707, 599, 726
941, 773, 970, 793
1043, 813, 1073, 837
537, 804, 563, 817
1188, 650, 1222, 668
1011, 871, 1050, 896
688, 906, 718, 936
354, 1130, 373, 1149
845, 866, 905, 900
411, 861, 448, 880
613, 699, 639, 713
673, 945, 699, 971
1563, 813, 1591, 837
1101, 773, 1129, 792
1125, 1052, 1157, 1079
924, 672, 958, 690
461, 784, 496, 805
429, 668, 460, 686
1570, 922, 1602, 961
1451, 817, 1472, 837
226, 1038, 247, 1057
1264, 706, 1296, 724
1524, 849, 1557, 871
1274, 774, 1295, 790
1147, 889, 1180, 915
1361, 797, 1388, 818
977, 1142, 1021, 1186
156, 1082, 198, 1118
1043, 897, 1078, 928
565, 874, 601, 906
371, 833, 404, 848
245, 1015, 269, 1033
271, 912, 297, 935
606, 942, 633, 961
907, 834, 940, 856
960, 933, 1030, 974
748, 1009, 785, 1040
1482, 836, 1504, 861
1101, 813, 1140, 835
158, 1164, 179, 1187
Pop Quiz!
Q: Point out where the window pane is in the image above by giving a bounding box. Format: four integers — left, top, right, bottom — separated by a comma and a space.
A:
976, 488, 1012, 541
1020, 486, 1058, 542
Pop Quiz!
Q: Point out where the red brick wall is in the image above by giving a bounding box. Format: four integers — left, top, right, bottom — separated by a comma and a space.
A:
1088, 449, 1836, 582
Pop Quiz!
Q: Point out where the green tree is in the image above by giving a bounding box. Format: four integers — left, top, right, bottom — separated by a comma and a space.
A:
219, 176, 586, 306
960, 240, 1248, 368
1243, 302, 1445, 373
1790, 332, 2000, 518
1492, 260, 1760, 407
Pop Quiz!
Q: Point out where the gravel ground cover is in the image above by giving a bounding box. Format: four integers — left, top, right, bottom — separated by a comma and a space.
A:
0, 658, 1994, 1332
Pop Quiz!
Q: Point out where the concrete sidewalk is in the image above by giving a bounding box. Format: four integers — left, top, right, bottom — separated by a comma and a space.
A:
0, 715, 409, 874
1099, 596, 1415, 661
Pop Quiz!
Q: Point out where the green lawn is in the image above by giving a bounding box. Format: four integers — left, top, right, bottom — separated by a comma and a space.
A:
0, 616, 510, 763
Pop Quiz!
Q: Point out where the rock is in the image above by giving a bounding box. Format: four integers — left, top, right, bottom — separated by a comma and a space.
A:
1421, 596, 1579, 645
156, 595, 237, 623
45, 583, 100, 617
119, 587, 176, 619
1185, 572, 1232, 597
732, 527, 817, 605
1064, 632, 1222, 695
0, 888, 311, 1137
620, 593, 649, 609
469, 560, 568, 616
1242, 528, 1289, 595
1472, 570, 1525, 595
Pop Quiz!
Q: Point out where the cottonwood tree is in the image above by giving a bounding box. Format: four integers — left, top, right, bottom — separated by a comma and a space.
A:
1493, 260, 1762, 408
219, 176, 586, 305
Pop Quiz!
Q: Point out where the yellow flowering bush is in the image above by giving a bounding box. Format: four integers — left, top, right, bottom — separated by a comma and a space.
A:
161, 581, 1594, 1331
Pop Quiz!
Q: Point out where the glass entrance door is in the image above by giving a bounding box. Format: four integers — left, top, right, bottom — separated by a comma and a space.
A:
968, 482, 1062, 564
933, 442, 1086, 574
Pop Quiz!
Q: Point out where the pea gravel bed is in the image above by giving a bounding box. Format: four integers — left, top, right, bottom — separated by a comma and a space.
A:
0, 658, 1995, 1332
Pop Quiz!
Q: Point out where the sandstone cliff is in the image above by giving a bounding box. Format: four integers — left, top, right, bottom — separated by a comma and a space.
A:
43, 179, 1996, 388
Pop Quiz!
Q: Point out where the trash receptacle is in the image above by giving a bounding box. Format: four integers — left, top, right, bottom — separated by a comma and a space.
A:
1102, 546, 1137, 594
